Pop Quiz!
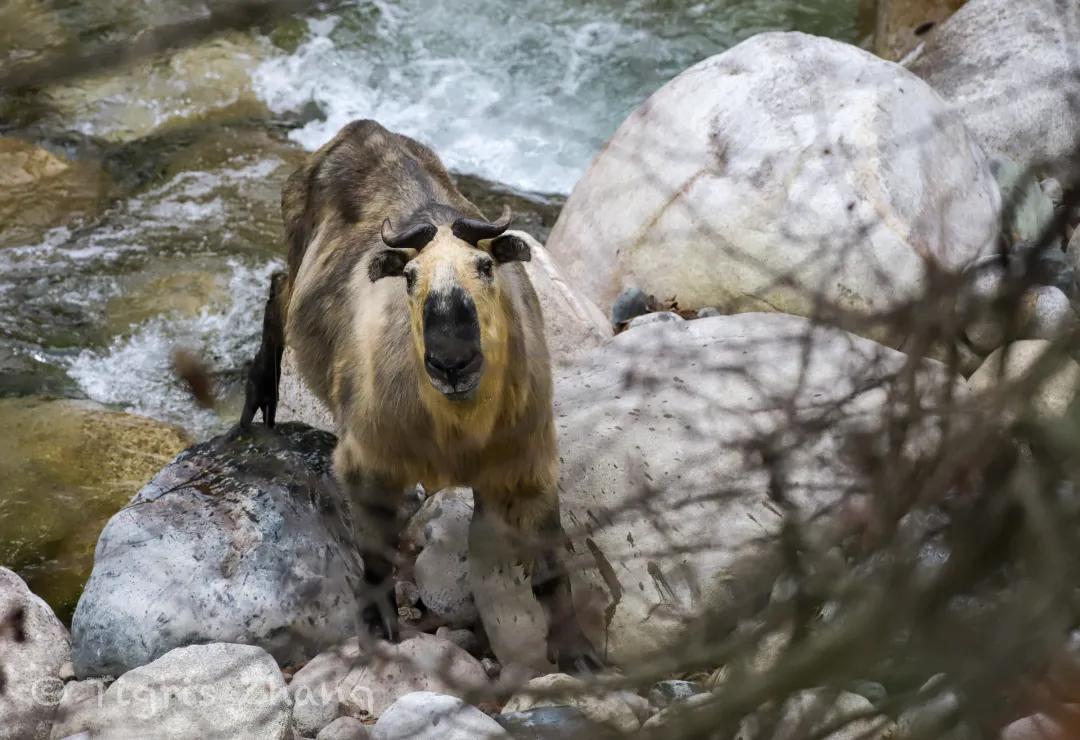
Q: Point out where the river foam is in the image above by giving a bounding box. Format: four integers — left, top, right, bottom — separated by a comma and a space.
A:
254, 0, 861, 194
66, 259, 283, 438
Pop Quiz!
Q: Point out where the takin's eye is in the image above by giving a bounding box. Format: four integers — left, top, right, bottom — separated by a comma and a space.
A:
477, 256, 494, 281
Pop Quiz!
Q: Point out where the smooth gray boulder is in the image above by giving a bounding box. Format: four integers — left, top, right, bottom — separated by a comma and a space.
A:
50, 643, 291, 739
0, 568, 71, 740
771, 690, 895, 740
514, 231, 612, 366
546, 32, 1000, 334
625, 311, 683, 330
648, 680, 703, 710
910, 0, 1080, 181
71, 423, 364, 678
1018, 286, 1079, 342
371, 692, 509, 740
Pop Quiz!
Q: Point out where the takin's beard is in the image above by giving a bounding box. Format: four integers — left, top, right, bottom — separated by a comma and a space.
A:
410, 286, 521, 452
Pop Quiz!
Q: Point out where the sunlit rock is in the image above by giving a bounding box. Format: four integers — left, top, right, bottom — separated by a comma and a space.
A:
967, 340, 1080, 418
0, 397, 189, 621
0, 137, 111, 248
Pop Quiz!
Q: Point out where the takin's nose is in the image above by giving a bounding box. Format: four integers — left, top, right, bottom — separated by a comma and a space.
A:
424, 341, 484, 396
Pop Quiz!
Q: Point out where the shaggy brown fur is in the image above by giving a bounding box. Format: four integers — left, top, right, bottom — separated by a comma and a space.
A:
242, 119, 598, 671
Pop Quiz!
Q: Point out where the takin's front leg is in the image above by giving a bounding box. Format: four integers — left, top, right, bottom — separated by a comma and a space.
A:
240, 271, 286, 428
336, 458, 404, 643
475, 490, 602, 674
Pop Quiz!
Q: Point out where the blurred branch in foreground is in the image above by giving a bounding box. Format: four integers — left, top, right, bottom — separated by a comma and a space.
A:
0, 0, 328, 94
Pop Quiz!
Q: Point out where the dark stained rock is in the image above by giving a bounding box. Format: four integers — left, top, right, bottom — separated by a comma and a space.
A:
71, 422, 364, 678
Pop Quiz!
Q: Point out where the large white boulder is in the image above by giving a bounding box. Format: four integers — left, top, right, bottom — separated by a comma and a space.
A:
50, 643, 292, 739
545, 32, 1000, 335
0, 568, 71, 740
514, 231, 612, 363
909, 0, 1080, 181
541, 313, 951, 666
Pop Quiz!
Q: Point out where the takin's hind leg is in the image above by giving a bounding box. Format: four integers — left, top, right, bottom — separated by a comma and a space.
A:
337, 461, 405, 643
475, 489, 602, 674
240, 271, 286, 428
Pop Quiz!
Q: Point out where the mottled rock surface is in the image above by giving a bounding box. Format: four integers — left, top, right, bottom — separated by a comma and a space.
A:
51, 643, 291, 739
402, 488, 476, 627
71, 423, 363, 678
45, 35, 271, 142
538, 313, 951, 666
502, 673, 640, 734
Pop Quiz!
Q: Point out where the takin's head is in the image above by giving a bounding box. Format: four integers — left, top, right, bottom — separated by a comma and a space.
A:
368, 205, 531, 402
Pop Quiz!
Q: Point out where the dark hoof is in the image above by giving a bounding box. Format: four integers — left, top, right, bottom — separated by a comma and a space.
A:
361, 587, 399, 642
240, 271, 285, 429
240, 350, 280, 429
552, 634, 603, 675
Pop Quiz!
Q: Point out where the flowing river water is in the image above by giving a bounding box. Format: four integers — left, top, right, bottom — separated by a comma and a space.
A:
0, 0, 865, 615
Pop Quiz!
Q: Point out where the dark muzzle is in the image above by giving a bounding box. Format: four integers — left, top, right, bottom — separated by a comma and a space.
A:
422, 286, 484, 400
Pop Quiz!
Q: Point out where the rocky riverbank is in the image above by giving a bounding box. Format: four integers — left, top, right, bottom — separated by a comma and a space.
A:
4, 0, 1080, 738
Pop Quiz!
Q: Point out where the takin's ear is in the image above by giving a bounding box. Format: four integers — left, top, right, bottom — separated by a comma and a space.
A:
490, 233, 532, 264
368, 249, 411, 281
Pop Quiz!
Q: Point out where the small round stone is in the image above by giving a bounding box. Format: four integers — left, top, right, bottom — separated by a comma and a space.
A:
611, 287, 651, 326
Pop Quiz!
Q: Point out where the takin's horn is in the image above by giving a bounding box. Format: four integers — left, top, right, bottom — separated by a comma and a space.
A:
451, 204, 513, 245
381, 219, 437, 251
